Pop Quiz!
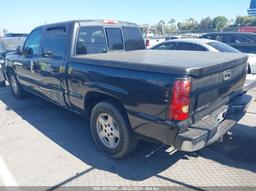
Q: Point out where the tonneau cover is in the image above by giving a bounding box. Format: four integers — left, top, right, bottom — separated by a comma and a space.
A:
73, 50, 248, 77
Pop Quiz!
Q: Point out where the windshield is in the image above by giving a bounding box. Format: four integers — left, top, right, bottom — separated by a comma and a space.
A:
0, 38, 26, 52
207, 41, 240, 53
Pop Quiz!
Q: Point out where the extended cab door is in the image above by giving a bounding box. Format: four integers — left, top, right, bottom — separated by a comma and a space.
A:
34, 27, 67, 106
13, 29, 43, 90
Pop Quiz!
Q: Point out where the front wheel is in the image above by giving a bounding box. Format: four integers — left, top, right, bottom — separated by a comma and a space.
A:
8, 71, 25, 99
90, 101, 138, 159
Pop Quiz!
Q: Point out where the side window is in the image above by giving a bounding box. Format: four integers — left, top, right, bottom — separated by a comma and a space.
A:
165, 43, 176, 50
76, 26, 107, 55
216, 35, 233, 43
105, 28, 124, 51
23, 29, 42, 55
176, 43, 196, 51
153, 43, 168, 50
43, 28, 66, 58
215, 35, 223, 42
154, 42, 176, 50
196, 45, 208, 51
202, 35, 215, 40
234, 35, 251, 43
122, 27, 145, 51
223, 35, 234, 43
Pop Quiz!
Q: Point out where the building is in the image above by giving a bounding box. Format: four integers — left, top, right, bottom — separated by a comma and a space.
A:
248, 0, 256, 16
238, 26, 256, 33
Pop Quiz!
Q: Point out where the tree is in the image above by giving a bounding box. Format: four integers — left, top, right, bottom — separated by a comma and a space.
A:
234, 16, 256, 27
3, 28, 8, 34
213, 16, 228, 31
177, 22, 183, 30
168, 19, 176, 25
199, 17, 213, 30
166, 19, 177, 33
156, 20, 166, 35
177, 18, 199, 31
252, 19, 256, 26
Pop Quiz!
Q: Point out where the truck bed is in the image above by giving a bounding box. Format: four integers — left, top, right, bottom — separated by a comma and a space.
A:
73, 50, 248, 77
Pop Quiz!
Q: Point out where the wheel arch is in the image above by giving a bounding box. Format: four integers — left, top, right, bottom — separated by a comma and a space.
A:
85, 91, 128, 120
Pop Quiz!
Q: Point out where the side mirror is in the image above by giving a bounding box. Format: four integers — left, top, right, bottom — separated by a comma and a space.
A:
16, 46, 23, 55
23, 47, 33, 57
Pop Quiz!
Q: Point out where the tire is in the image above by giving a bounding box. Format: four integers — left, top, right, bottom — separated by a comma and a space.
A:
8, 71, 25, 99
90, 101, 138, 159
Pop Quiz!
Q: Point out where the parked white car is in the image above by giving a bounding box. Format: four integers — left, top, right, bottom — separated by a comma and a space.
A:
145, 37, 165, 48
151, 38, 256, 91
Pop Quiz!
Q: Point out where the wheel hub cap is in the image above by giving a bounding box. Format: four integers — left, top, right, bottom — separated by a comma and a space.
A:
96, 113, 120, 149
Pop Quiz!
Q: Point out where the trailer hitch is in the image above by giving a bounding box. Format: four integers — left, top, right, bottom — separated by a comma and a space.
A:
219, 131, 233, 143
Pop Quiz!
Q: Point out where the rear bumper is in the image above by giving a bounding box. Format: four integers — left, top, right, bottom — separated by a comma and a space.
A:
174, 94, 252, 152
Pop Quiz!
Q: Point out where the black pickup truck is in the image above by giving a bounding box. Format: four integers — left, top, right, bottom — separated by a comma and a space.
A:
4, 20, 251, 159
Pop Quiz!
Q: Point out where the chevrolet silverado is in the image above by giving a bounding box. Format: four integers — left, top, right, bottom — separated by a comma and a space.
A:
4, 20, 252, 158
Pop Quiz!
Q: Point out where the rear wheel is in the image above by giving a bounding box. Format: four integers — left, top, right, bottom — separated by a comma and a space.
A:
8, 71, 25, 99
90, 101, 138, 159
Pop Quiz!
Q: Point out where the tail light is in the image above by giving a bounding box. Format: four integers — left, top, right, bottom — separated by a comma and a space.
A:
168, 79, 191, 121
145, 39, 150, 47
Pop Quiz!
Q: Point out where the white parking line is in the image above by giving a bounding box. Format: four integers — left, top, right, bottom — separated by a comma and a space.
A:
0, 155, 18, 186
247, 112, 256, 117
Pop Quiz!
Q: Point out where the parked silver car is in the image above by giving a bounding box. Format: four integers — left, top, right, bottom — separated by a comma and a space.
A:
0, 37, 26, 86
151, 38, 256, 90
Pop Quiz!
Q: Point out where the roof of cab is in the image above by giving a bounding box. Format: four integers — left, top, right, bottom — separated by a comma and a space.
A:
33, 20, 138, 31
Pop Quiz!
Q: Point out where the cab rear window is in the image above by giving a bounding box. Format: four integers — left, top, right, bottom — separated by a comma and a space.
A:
76, 26, 107, 55
105, 28, 124, 51
122, 27, 145, 51
76, 25, 146, 54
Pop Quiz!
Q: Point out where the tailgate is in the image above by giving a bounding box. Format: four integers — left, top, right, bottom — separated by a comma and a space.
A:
189, 57, 247, 122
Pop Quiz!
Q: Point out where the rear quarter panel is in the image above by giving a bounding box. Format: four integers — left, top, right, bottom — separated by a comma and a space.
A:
66, 58, 179, 143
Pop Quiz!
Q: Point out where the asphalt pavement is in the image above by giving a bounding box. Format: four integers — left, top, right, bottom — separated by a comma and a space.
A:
0, 87, 255, 189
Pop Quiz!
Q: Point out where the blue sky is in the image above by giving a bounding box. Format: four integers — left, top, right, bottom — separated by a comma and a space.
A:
0, 0, 251, 33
